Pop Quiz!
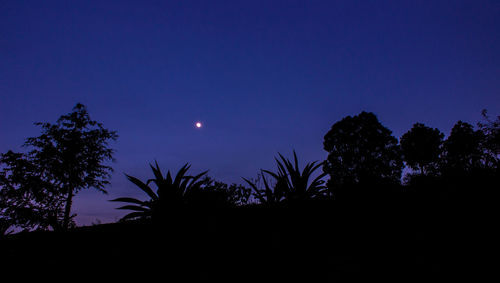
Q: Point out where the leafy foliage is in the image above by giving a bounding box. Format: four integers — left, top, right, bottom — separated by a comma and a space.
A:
323, 112, 403, 192
188, 178, 252, 207
478, 109, 500, 158
0, 151, 65, 231
0, 103, 117, 230
400, 123, 444, 175
442, 121, 486, 172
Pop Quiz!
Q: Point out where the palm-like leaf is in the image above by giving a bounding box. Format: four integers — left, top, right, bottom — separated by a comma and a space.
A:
243, 177, 265, 203
121, 211, 149, 221
110, 197, 148, 206
116, 205, 150, 212
125, 174, 158, 201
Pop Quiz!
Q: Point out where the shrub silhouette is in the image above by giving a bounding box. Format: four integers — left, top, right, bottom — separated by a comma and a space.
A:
244, 151, 326, 205
111, 162, 207, 221
186, 177, 252, 208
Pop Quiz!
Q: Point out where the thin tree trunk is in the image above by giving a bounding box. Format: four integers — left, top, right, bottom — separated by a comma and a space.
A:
63, 187, 74, 230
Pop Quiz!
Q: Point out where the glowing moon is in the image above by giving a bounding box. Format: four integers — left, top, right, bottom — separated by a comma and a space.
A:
195, 122, 202, 128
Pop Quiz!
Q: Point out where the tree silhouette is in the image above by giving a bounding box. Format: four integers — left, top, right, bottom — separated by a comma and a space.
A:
244, 151, 326, 205
323, 112, 403, 198
111, 162, 207, 221
437, 119, 500, 206
1, 151, 60, 231
442, 121, 485, 173
0, 103, 117, 230
478, 109, 500, 161
400, 123, 444, 176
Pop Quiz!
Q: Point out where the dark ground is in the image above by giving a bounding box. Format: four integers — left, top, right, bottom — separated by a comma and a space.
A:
0, 200, 492, 280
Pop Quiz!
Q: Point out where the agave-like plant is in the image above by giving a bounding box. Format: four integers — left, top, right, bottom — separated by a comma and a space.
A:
243, 172, 287, 205
110, 162, 208, 221
244, 151, 327, 204
273, 151, 327, 201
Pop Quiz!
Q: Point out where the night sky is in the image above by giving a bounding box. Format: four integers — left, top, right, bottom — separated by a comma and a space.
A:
1, 1, 499, 225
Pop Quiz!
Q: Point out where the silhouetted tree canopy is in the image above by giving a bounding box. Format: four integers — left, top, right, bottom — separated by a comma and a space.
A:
0, 150, 64, 231
400, 123, 444, 175
0, 103, 117, 231
323, 112, 403, 196
442, 121, 485, 173
478, 109, 500, 158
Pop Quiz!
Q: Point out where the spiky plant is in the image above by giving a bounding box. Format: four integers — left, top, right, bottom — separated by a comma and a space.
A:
110, 162, 207, 221
244, 151, 327, 205
271, 151, 327, 202
243, 171, 287, 205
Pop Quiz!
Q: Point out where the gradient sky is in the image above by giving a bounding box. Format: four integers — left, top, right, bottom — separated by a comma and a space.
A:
1, 0, 499, 225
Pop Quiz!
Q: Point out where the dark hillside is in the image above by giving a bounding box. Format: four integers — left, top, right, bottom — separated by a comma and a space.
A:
1, 200, 487, 280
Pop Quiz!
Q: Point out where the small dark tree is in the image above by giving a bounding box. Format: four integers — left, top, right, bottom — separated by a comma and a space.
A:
442, 121, 484, 173
323, 112, 403, 197
400, 123, 444, 175
0, 103, 117, 230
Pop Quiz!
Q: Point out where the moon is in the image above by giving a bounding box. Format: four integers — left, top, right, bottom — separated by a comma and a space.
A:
195, 122, 202, 128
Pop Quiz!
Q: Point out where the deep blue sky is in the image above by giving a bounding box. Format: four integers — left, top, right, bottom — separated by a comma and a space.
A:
1, 0, 499, 225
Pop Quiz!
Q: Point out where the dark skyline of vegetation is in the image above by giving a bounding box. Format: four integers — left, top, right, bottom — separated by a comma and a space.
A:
1, 2, 499, 278
2, 1, 500, 226
1, 103, 498, 233
1, 105, 497, 278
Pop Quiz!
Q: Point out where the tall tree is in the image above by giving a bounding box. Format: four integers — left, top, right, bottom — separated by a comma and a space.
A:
0, 103, 117, 230
400, 123, 444, 175
323, 112, 403, 195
